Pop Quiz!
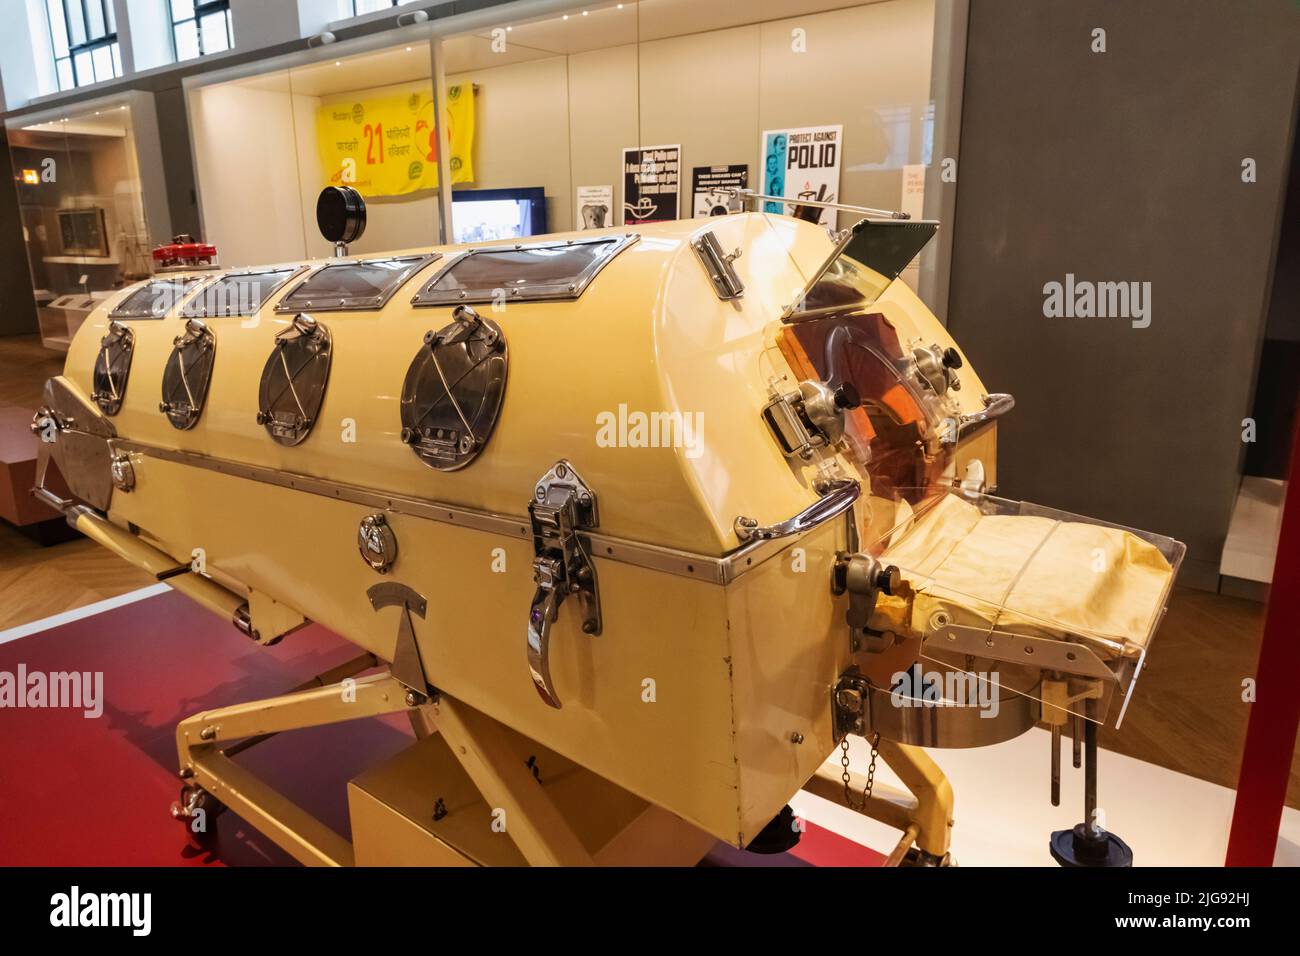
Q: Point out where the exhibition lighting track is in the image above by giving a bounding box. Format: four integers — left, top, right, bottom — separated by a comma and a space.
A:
108, 440, 833, 586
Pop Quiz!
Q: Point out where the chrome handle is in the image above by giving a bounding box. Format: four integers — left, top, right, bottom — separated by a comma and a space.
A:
527, 580, 563, 709
733, 478, 861, 543
958, 392, 1015, 433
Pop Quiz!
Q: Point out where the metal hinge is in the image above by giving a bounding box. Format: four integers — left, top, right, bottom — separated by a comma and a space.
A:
691, 230, 744, 300
526, 460, 601, 709
761, 380, 861, 461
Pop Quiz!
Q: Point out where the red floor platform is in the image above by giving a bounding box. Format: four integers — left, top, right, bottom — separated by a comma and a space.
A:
0, 588, 882, 867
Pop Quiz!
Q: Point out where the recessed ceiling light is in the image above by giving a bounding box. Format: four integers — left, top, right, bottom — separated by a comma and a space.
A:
562, 14, 568, 19
506, 26, 512, 31
406, 46, 412, 51
582, 9, 589, 14
334, 61, 341, 66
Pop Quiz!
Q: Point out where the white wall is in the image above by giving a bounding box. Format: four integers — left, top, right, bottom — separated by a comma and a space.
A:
229, 0, 304, 55
0, 0, 56, 108
190, 79, 309, 266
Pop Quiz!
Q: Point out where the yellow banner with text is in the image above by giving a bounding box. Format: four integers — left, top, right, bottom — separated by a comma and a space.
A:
316, 84, 475, 196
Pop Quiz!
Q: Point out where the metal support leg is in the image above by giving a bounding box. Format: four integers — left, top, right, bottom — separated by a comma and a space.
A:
1049, 697, 1133, 867
805, 738, 954, 864
174, 671, 423, 867
426, 695, 595, 867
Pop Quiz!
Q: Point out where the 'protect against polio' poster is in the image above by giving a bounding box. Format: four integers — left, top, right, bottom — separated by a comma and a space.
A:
759, 125, 843, 227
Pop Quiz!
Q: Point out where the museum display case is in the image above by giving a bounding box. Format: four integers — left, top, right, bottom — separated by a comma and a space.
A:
5, 92, 167, 352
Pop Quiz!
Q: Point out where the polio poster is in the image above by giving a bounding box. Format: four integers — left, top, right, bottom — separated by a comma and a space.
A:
759, 125, 843, 226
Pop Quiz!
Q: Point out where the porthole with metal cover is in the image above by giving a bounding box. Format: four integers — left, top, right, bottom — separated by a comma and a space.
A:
410, 233, 639, 306
275, 255, 438, 313
159, 318, 216, 430
92, 321, 135, 416
256, 313, 332, 446
109, 277, 206, 320
399, 305, 507, 471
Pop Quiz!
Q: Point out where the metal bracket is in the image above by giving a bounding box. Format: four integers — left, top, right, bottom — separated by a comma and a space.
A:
526, 460, 601, 709
926, 622, 1116, 682
760, 379, 860, 461
831, 670, 872, 741
691, 230, 744, 300
367, 582, 431, 700
832, 551, 900, 653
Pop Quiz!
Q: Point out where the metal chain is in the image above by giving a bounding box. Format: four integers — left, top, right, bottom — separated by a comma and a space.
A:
840, 732, 881, 811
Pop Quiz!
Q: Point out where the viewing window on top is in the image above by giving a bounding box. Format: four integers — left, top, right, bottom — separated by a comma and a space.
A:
109, 277, 205, 320
181, 268, 300, 318
411, 235, 638, 306
276, 255, 438, 312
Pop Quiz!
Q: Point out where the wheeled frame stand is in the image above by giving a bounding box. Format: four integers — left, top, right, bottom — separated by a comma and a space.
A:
170, 654, 713, 867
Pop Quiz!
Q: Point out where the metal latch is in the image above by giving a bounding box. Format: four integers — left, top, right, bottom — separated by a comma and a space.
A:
691, 230, 744, 300
526, 460, 601, 709
831, 670, 873, 741
761, 380, 861, 461
832, 552, 901, 653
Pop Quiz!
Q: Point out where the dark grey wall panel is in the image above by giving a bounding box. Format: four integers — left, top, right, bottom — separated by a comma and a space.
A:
155, 86, 202, 240
948, 0, 1300, 587
0, 125, 38, 337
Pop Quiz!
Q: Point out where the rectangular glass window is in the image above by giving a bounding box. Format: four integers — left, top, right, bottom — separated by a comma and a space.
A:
110, 278, 208, 320
43, 1, 121, 88
173, 0, 232, 61
47, 1, 69, 56
182, 268, 301, 318
277, 256, 438, 313
411, 235, 638, 306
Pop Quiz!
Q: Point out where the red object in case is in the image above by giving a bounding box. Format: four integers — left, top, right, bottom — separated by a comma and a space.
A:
153, 234, 217, 268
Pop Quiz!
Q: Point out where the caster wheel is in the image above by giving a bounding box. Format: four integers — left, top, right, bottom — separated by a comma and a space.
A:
171, 784, 222, 851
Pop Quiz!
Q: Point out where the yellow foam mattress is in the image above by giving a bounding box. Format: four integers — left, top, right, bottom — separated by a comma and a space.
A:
878, 494, 1174, 655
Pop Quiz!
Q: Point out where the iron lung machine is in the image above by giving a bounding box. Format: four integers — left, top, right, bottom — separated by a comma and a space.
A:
32, 202, 1183, 867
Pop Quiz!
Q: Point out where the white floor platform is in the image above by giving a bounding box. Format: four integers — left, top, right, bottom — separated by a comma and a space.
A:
1220, 476, 1285, 583
795, 728, 1300, 866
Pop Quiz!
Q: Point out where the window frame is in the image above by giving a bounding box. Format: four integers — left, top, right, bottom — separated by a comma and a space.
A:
171, 0, 235, 62
410, 234, 640, 307
45, 0, 122, 91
